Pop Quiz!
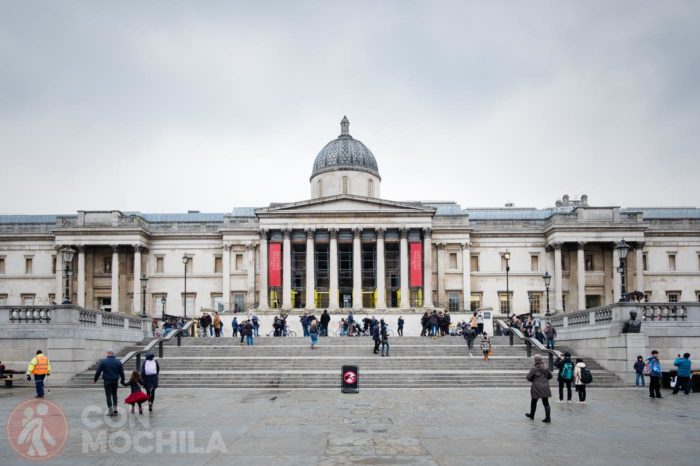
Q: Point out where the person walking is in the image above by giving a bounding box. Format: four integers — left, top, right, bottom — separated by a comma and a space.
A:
309, 320, 319, 350
397, 316, 404, 337
26, 350, 51, 398
213, 312, 222, 338
544, 323, 557, 350
476, 311, 484, 335
672, 353, 692, 395
93, 349, 126, 416
320, 310, 331, 337
372, 323, 381, 355
574, 358, 587, 403
480, 332, 492, 361
429, 311, 439, 338
554, 352, 574, 403
525, 355, 552, 423
140, 352, 160, 411
232, 317, 239, 338
251, 314, 260, 337
421, 312, 429, 337
381, 326, 390, 357
470, 312, 478, 335
245, 320, 254, 346
464, 325, 476, 357
633, 355, 645, 387
648, 350, 663, 399
123, 371, 149, 415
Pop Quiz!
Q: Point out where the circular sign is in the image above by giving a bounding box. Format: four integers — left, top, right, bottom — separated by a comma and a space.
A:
6, 399, 69, 461
343, 370, 357, 384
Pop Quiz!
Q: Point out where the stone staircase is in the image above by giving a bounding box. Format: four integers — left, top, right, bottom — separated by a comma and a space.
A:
68, 335, 623, 389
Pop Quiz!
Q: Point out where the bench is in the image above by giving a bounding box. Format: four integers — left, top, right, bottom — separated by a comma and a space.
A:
1, 373, 14, 388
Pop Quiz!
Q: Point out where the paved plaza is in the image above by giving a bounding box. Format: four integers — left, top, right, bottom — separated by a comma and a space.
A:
1, 386, 698, 465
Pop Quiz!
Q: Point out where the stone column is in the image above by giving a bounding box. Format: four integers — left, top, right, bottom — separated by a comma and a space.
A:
635, 242, 645, 293
375, 228, 386, 309
55, 247, 63, 302
577, 241, 586, 311
258, 231, 269, 310
329, 229, 339, 310
461, 243, 471, 311
223, 243, 232, 311
399, 228, 409, 309
305, 229, 315, 310
77, 246, 86, 307
111, 245, 120, 313
553, 242, 562, 312
423, 228, 434, 308
282, 229, 292, 310
246, 243, 256, 307
612, 244, 621, 303
436, 242, 446, 306
133, 245, 142, 315
352, 228, 362, 309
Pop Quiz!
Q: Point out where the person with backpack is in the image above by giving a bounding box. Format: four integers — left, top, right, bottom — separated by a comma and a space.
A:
555, 352, 574, 403
647, 350, 663, 399
633, 355, 645, 387
140, 352, 160, 412
574, 358, 588, 403
525, 355, 552, 423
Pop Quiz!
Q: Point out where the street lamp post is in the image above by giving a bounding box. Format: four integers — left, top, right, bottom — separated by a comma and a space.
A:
504, 250, 511, 317
139, 274, 149, 318
160, 296, 166, 321
543, 271, 552, 316
528, 293, 534, 319
182, 254, 190, 319
615, 239, 631, 302
61, 247, 75, 304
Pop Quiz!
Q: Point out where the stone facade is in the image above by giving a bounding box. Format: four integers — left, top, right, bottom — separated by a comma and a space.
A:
1, 119, 699, 316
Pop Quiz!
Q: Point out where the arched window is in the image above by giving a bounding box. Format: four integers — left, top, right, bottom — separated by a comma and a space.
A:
367, 179, 374, 197
317, 179, 323, 197
342, 176, 349, 195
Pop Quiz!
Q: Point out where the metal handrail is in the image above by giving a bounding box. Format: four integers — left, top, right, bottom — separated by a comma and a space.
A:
120, 321, 194, 369
496, 319, 563, 370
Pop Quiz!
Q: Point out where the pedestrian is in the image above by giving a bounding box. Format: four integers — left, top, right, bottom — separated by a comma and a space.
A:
372, 324, 381, 355
525, 354, 552, 423
554, 352, 574, 403
480, 332, 492, 361
534, 327, 546, 345
470, 312, 478, 335
26, 350, 51, 398
151, 319, 158, 337
381, 325, 390, 357
245, 320, 254, 346
421, 312, 429, 336
140, 352, 160, 411
251, 314, 260, 337
464, 325, 476, 356
429, 311, 439, 338
239, 319, 247, 346
309, 320, 319, 349
397, 316, 404, 337
232, 317, 239, 338
633, 355, 645, 387
93, 349, 126, 416
672, 353, 692, 396
123, 371, 149, 415
476, 311, 484, 335
574, 358, 587, 403
213, 312, 222, 337
200, 313, 210, 337
647, 350, 662, 399
544, 323, 556, 350
321, 310, 331, 337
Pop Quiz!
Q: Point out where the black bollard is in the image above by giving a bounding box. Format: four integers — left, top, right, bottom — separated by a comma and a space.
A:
177, 332, 182, 346
158, 341, 164, 358
526, 340, 532, 357
548, 352, 554, 371
509, 330, 514, 346
135, 353, 141, 371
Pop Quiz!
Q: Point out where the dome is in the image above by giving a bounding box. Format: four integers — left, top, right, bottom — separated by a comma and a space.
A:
311, 117, 380, 180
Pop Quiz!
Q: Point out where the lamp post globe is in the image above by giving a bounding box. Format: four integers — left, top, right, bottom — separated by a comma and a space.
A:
61, 247, 76, 304
615, 240, 631, 301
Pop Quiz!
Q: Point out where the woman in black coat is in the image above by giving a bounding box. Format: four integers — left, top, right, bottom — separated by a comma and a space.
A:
140, 352, 160, 412
525, 355, 552, 423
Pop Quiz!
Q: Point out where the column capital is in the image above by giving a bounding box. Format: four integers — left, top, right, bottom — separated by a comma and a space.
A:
306, 228, 315, 239
111, 244, 120, 253
282, 228, 291, 239
460, 242, 471, 250
636, 241, 645, 250
329, 228, 338, 239
76, 245, 85, 253
399, 228, 408, 239
577, 241, 586, 249
259, 229, 269, 240
436, 242, 446, 250
353, 228, 362, 239
223, 242, 233, 251
245, 242, 255, 250
423, 227, 432, 238
376, 227, 385, 239
133, 244, 142, 253
551, 242, 562, 250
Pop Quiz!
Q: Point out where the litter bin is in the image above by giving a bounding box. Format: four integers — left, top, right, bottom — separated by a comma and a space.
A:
341, 365, 359, 394
661, 370, 678, 389
692, 372, 700, 393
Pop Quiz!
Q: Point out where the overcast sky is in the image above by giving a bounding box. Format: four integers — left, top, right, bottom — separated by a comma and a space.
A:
1, 1, 699, 215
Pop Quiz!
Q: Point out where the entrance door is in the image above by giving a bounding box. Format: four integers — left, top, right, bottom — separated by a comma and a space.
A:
585, 295, 601, 309
99, 297, 112, 312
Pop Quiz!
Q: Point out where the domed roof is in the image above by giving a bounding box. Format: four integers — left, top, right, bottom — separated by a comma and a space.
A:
311, 117, 380, 180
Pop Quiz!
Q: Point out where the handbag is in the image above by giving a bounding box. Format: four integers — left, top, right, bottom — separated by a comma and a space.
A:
642, 362, 651, 376
670, 376, 677, 388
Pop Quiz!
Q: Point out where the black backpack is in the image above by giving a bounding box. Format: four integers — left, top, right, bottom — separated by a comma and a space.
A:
580, 367, 593, 384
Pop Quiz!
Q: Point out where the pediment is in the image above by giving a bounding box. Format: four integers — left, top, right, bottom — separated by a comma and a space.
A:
257, 195, 436, 217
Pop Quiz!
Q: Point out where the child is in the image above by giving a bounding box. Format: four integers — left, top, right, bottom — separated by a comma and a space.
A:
633, 355, 645, 387
481, 332, 492, 361
123, 371, 149, 414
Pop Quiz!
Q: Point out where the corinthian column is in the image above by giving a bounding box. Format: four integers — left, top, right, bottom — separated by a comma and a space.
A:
282, 229, 292, 310
133, 245, 142, 314
352, 228, 362, 309
399, 229, 409, 309
552, 242, 562, 312
223, 243, 232, 311
329, 229, 339, 310
461, 243, 471, 311
423, 228, 434, 308
77, 246, 86, 307
635, 242, 645, 293
375, 228, 386, 309
577, 242, 586, 311
111, 245, 120, 313
258, 231, 269, 310
305, 229, 315, 310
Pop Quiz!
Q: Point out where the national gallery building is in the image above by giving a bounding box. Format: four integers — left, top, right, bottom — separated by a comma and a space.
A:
1, 118, 699, 317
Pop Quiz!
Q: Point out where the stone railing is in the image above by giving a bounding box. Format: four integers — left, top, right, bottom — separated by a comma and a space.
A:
638, 303, 689, 321
550, 302, 697, 331
1, 304, 148, 333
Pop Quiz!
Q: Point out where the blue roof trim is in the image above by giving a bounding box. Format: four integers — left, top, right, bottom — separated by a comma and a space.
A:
232, 207, 256, 218
0, 215, 58, 224
465, 209, 555, 220
622, 208, 700, 219
142, 213, 225, 222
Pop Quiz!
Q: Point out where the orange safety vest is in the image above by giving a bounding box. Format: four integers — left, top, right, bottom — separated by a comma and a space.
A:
32, 355, 50, 375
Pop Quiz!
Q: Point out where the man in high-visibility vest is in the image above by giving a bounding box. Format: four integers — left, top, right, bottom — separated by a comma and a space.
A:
26, 350, 51, 398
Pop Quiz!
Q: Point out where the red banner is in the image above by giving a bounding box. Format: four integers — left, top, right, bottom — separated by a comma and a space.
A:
268, 243, 282, 287
409, 242, 423, 287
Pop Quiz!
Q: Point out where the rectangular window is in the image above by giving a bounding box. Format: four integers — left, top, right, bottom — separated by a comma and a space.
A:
585, 295, 601, 309
561, 253, 568, 272
666, 291, 680, 303
234, 293, 245, 312
449, 253, 457, 270
500, 256, 508, 272
527, 292, 542, 313
48, 293, 55, 304
183, 293, 195, 315
184, 256, 193, 273
643, 253, 648, 272
585, 254, 594, 272
470, 255, 479, 272
25, 257, 33, 274
0, 257, 5, 274
470, 292, 482, 312
668, 254, 676, 271
104, 257, 112, 274
154, 294, 166, 316
530, 255, 539, 272
0, 294, 7, 305
156, 257, 164, 273
211, 293, 223, 311
235, 254, 243, 271
214, 256, 223, 273
21, 294, 35, 305
498, 292, 513, 314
